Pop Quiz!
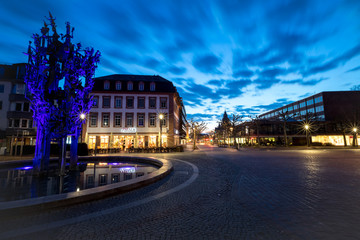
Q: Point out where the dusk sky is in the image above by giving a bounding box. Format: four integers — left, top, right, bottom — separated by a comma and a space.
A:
1, 0, 360, 130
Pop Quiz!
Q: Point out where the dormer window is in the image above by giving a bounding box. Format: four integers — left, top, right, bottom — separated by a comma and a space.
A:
116, 81, 122, 90
150, 82, 155, 91
139, 82, 144, 91
127, 81, 133, 91
104, 81, 110, 90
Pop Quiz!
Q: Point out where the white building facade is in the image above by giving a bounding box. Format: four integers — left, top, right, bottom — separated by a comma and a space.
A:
84, 74, 185, 151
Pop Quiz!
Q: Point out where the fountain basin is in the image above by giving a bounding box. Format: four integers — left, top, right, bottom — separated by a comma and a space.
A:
0, 156, 172, 210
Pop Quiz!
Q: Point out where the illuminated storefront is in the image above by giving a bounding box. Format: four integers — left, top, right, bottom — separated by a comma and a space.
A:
312, 135, 360, 146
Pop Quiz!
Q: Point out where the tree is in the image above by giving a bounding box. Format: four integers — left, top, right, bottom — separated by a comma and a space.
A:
277, 109, 296, 147
189, 119, 207, 150
228, 114, 243, 148
25, 13, 100, 173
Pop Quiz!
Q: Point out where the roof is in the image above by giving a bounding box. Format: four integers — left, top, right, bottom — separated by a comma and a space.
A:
93, 74, 176, 93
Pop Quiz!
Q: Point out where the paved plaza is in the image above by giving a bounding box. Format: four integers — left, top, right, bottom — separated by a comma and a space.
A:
1, 145, 360, 239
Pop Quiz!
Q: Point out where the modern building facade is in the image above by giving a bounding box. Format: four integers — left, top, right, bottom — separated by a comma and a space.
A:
84, 74, 186, 151
254, 91, 360, 146
0, 63, 35, 154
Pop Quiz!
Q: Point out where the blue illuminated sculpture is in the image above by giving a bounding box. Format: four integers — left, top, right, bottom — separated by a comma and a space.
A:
25, 13, 100, 173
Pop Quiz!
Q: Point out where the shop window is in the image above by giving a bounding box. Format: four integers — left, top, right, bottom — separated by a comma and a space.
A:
104, 81, 110, 90
149, 97, 156, 109
126, 113, 133, 127
100, 136, 109, 148
160, 97, 167, 109
102, 113, 110, 127
126, 97, 134, 108
138, 97, 145, 108
89, 113, 98, 127
92, 96, 99, 107
138, 113, 145, 127
114, 113, 122, 127
103, 96, 111, 108
139, 82, 144, 91
115, 96, 122, 108
124, 173, 132, 180
88, 136, 96, 149
116, 81, 122, 90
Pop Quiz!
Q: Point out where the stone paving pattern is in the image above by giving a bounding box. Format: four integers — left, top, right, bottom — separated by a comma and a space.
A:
1, 145, 360, 239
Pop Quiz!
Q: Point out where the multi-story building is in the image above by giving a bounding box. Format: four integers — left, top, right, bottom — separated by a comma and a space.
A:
0, 63, 35, 154
84, 74, 186, 151
253, 91, 360, 145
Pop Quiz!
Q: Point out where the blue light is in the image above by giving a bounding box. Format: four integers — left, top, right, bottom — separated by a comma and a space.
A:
16, 166, 33, 170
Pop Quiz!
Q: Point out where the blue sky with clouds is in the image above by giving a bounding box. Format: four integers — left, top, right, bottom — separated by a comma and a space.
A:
1, 0, 360, 129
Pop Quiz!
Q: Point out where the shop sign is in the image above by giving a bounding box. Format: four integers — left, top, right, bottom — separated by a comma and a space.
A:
119, 127, 137, 133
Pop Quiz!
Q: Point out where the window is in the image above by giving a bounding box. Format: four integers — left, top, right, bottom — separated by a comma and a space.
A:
104, 81, 110, 90
116, 81, 122, 90
103, 96, 111, 108
150, 82, 155, 91
139, 82, 144, 91
14, 119, 20, 128
317, 115, 325, 121
287, 106, 293, 111
89, 113, 98, 127
160, 97, 167, 109
8, 119, 12, 128
0, 101, 2, 110
300, 110, 306, 116
137, 113, 145, 127
160, 118, 166, 127
126, 113, 133, 127
92, 96, 99, 107
308, 108, 315, 113
126, 97, 134, 108
102, 113, 110, 127
21, 119, 27, 128
15, 103, 22, 111
23, 102, 30, 112
127, 81, 133, 90
114, 113, 122, 127
28, 120, 33, 128
149, 113, 156, 127
0, 84, 4, 93
86, 175, 95, 188
307, 99, 314, 106
99, 174, 108, 186
293, 104, 298, 110
316, 105, 324, 112
111, 174, 120, 183
149, 97, 156, 109
314, 96, 323, 103
12, 84, 25, 94
300, 102, 306, 108
138, 97, 145, 108
115, 97, 122, 108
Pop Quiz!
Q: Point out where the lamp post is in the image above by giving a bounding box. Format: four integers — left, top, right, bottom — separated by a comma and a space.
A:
304, 124, 310, 147
353, 127, 358, 147
79, 113, 86, 143
159, 113, 164, 148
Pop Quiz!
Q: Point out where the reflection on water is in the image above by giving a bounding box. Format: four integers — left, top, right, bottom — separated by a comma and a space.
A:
0, 162, 158, 201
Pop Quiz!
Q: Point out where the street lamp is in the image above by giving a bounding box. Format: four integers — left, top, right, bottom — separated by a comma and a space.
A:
353, 127, 358, 147
304, 124, 310, 147
159, 113, 164, 148
79, 113, 86, 143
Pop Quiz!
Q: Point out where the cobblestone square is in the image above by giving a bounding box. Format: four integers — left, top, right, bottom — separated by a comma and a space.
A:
1, 145, 360, 239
